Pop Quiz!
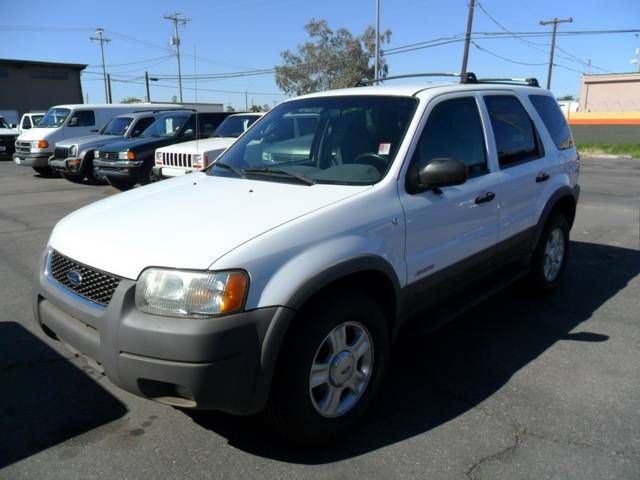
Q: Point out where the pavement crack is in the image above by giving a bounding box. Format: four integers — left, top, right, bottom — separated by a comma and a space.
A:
465, 425, 527, 480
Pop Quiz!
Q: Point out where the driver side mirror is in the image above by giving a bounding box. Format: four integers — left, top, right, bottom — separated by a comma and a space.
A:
408, 158, 468, 194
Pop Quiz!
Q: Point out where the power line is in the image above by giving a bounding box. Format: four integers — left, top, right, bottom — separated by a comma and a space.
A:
109, 77, 285, 96
88, 55, 172, 68
471, 41, 548, 66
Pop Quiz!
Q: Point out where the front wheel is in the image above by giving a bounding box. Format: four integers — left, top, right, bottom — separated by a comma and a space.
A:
106, 177, 136, 191
33, 166, 55, 176
265, 290, 389, 445
529, 212, 570, 292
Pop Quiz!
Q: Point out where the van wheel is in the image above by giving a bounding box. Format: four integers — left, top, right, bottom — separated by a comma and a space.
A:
265, 290, 389, 446
106, 177, 136, 191
33, 166, 54, 176
61, 172, 84, 184
529, 212, 570, 292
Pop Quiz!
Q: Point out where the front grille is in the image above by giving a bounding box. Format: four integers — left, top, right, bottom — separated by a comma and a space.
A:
97, 151, 118, 161
49, 250, 120, 306
15, 141, 31, 155
54, 146, 69, 159
0, 136, 17, 154
161, 151, 192, 168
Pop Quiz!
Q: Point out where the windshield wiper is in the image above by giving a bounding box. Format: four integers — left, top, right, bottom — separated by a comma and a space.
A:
243, 167, 316, 186
212, 161, 246, 178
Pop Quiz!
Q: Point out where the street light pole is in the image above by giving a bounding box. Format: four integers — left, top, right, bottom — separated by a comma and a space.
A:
539, 17, 573, 90
374, 0, 380, 80
164, 12, 190, 103
90, 28, 111, 103
460, 0, 475, 78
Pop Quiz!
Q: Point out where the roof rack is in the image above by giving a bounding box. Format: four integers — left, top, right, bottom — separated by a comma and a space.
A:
476, 77, 540, 87
356, 71, 478, 87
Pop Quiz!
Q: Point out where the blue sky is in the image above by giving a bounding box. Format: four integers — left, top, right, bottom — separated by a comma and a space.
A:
2, 0, 639, 109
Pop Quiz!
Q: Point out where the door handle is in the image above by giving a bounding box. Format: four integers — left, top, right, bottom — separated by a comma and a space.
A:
475, 191, 495, 204
536, 172, 550, 183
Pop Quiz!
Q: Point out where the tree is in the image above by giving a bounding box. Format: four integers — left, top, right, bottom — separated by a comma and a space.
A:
275, 19, 391, 96
557, 94, 575, 101
226, 104, 236, 112
121, 96, 142, 104
250, 104, 271, 112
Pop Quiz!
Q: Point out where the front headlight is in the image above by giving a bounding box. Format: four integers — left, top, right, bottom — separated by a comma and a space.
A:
68, 145, 78, 157
135, 269, 248, 318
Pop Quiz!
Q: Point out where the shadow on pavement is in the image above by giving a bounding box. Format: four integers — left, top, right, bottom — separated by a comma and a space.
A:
187, 240, 640, 462
0, 322, 127, 468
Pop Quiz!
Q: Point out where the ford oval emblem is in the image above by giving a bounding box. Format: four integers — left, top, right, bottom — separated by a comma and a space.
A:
67, 270, 82, 286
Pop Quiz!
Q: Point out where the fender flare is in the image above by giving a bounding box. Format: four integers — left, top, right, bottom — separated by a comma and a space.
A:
531, 185, 579, 250
284, 254, 402, 313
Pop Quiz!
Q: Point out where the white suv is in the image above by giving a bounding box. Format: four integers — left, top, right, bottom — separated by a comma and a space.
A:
33, 74, 579, 445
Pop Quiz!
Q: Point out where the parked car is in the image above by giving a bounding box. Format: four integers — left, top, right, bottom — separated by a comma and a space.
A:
49, 110, 179, 184
152, 112, 263, 178
33, 74, 580, 445
13, 103, 177, 175
94, 111, 232, 190
0, 116, 19, 158
18, 112, 45, 134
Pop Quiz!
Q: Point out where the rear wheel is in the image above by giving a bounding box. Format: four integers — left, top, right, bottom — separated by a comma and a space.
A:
33, 166, 54, 176
265, 289, 389, 446
106, 177, 136, 191
529, 212, 570, 292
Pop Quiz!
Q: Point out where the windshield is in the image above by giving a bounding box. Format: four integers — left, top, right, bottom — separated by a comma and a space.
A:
38, 108, 71, 128
213, 115, 261, 138
142, 114, 190, 138
101, 116, 133, 136
208, 95, 417, 186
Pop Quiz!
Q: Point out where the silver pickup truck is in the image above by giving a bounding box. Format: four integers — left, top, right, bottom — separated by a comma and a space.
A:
48, 111, 164, 184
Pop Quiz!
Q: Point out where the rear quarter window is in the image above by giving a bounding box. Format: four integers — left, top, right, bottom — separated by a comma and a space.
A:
529, 95, 574, 150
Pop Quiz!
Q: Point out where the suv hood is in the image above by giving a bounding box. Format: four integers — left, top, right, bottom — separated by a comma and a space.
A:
49, 173, 369, 280
57, 134, 122, 149
157, 137, 235, 154
0, 127, 18, 136
100, 136, 176, 153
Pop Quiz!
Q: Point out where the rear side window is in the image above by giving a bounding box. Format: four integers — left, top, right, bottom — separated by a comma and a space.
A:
131, 117, 155, 136
413, 97, 487, 176
529, 95, 573, 150
69, 110, 95, 127
484, 95, 543, 168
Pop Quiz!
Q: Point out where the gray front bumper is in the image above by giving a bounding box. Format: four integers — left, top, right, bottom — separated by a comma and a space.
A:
32, 248, 294, 414
13, 152, 50, 167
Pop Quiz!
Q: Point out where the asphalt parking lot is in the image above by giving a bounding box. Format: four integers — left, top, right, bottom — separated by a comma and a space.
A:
0, 156, 638, 480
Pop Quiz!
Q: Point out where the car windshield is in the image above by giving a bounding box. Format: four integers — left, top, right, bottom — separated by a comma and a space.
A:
208, 95, 417, 186
38, 108, 71, 128
101, 116, 133, 136
142, 114, 190, 138
213, 115, 261, 138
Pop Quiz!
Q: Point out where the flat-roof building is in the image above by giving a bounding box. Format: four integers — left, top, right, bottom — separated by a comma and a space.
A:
578, 72, 640, 112
0, 58, 86, 118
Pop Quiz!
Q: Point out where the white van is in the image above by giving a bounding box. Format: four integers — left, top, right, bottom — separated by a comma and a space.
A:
13, 103, 177, 174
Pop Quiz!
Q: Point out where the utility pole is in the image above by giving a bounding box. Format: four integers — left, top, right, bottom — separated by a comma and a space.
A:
164, 12, 190, 103
90, 27, 111, 103
374, 0, 380, 80
539, 17, 573, 90
106, 74, 113, 104
145, 71, 151, 102
460, 0, 475, 78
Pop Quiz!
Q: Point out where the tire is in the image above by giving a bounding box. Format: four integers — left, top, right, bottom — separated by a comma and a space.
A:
33, 166, 54, 176
529, 212, 570, 293
265, 289, 390, 446
84, 155, 107, 185
106, 177, 136, 191
61, 172, 84, 184
140, 163, 158, 185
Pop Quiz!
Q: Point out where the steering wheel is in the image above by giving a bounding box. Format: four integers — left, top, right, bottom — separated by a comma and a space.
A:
353, 152, 388, 173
